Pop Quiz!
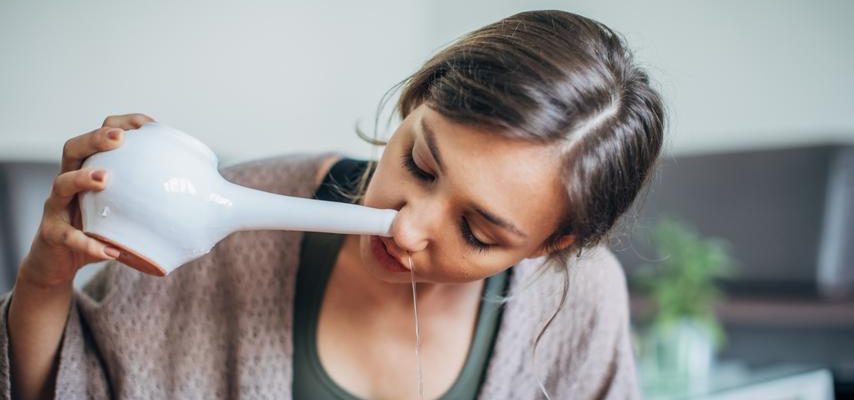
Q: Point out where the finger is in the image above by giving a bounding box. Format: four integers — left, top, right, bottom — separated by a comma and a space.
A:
44, 168, 107, 214
42, 222, 119, 260
60, 126, 123, 174
102, 113, 155, 130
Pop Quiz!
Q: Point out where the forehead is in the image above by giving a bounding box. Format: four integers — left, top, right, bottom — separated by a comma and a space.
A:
416, 106, 567, 235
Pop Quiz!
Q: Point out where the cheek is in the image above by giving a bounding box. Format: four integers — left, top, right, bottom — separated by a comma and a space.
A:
430, 243, 511, 282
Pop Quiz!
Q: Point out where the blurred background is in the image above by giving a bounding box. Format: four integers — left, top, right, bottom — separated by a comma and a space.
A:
1, 1, 852, 398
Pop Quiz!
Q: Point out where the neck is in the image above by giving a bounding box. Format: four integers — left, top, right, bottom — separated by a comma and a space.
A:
335, 234, 483, 313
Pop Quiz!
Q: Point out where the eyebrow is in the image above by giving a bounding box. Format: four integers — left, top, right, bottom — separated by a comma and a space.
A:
419, 116, 529, 239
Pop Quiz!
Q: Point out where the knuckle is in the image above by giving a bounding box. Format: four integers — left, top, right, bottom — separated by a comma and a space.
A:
84, 238, 96, 254
60, 229, 72, 245
89, 130, 103, 148
37, 225, 52, 243
41, 224, 62, 246
97, 129, 114, 148
51, 175, 63, 196
102, 115, 117, 127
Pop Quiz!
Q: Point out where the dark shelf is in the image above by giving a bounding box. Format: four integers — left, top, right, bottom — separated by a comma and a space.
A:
630, 293, 854, 328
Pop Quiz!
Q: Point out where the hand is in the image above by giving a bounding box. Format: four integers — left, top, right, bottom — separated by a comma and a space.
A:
18, 113, 156, 288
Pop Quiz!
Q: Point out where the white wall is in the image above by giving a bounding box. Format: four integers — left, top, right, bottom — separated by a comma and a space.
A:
0, 0, 430, 165
2, 1, 853, 161
426, 0, 854, 156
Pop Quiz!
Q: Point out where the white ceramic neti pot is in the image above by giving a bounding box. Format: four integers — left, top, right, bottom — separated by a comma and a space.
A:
78, 122, 397, 277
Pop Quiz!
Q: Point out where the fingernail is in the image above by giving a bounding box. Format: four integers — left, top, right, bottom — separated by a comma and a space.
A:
91, 170, 105, 181
107, 129, 122, 140
104, 247, 121, 258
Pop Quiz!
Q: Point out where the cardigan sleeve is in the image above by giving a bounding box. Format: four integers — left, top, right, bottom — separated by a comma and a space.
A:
0, 260, 119, 399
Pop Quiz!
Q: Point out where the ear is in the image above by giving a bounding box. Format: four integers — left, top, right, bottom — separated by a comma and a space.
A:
531, 234, 575, 258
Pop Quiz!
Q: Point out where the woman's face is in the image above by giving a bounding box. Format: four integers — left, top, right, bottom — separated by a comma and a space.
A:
357, 102, 573, 284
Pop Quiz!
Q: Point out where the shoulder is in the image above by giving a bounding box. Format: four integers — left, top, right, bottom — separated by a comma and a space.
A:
510, 243, 631, 331
561, 245, 639, 397
555, 244, 632, 331
571, 244, 630, 310
315, 154, 344, 187
483, 246, 637, 397
519, 244, 629, 305
539, 245, 637, 393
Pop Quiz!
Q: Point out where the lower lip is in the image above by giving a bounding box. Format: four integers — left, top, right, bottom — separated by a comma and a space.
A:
371, 236, 408, 273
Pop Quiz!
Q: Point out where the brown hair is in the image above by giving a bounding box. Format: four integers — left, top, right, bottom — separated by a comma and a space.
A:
343, 9, 665, 397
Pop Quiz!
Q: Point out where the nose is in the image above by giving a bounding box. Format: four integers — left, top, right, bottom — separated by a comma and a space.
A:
388, 199, 445, 254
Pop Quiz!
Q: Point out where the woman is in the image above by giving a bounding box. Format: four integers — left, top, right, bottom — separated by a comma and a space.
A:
2, 9, 664, 400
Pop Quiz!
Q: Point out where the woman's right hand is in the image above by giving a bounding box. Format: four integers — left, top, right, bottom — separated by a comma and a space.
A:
18, 113, 156, 288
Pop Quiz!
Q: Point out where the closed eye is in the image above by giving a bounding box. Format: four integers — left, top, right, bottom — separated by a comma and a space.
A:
400, 147, 494, 253
401, 149, 434, 182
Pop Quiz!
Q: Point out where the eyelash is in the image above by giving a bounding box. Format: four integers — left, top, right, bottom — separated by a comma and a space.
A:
400, 150, 493, 253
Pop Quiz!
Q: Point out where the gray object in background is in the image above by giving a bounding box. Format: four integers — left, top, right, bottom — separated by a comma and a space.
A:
818, 146, 854, 299
615, 143, 853, 298
0, 170, 14, 291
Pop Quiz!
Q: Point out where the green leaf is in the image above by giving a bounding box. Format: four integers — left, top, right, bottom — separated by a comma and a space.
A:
635, 215, 737, 343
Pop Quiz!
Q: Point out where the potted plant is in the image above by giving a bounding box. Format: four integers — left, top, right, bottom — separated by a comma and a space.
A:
632, 215, 735, 395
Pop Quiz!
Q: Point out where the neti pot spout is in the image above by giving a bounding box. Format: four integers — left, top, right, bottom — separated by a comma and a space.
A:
219, 180, 397, 236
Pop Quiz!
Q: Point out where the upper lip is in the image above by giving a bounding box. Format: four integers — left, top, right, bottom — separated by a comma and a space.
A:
380, 237, 411, 271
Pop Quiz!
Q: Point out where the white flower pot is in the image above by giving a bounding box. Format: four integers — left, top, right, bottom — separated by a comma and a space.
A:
646, 317, 716, 393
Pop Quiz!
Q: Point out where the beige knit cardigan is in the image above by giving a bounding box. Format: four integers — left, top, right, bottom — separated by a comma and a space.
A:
0, 151, 640, 399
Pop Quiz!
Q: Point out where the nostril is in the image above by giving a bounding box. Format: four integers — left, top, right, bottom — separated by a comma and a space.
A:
382, 237, 409, 260
381, 237, 399, 256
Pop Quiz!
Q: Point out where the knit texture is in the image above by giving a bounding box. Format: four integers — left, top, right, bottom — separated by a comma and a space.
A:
0, 151, 640, 399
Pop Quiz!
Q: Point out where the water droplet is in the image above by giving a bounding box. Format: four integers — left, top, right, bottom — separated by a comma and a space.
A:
100, 206, 111, 217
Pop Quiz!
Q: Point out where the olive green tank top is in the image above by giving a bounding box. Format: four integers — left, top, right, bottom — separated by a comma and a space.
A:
292, 158, 510, 399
